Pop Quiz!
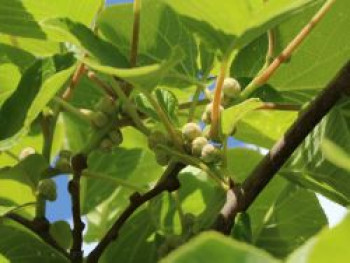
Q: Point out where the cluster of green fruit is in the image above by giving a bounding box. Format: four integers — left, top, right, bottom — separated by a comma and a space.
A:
36, 178, 57, 202
148, 122, 222, 166
202, 77, 241, 124
90, 96, 123, 151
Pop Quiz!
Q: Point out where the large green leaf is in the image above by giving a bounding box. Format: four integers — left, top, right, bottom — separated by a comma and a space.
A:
0, 0, 102, 39
97, 0, 199, 87
0, 54, 75, 150
321, 139, 350, 172
281, 99, 350, 206
165, 0, 317, 55
226, 149, 327, 258
82, 147, 163, 214
162, 232, 279, 263
254, 184, 327, 258
287, 213, 350, 263
231, 0, 350, 104
99, 208, 160, 263
0, 43, 35, 72
0, 220, 69, 263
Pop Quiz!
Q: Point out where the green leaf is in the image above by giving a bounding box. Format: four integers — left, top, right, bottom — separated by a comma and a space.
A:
49, 220, 72, 250
97, 0, 199, 87
254, 184, 327, 258
0, 43, 35, 72
0, 0, 102, 39
99, 209, 159, 263
82, 147, 162, 214
0, 63, 21, 106
83, 46, 184, 92
281, 99, 350, 206
234, 110, 297, 148
165, 0, 317, 55
226, 149, 327, 257
321, 139, 350, 172
231, 0, 350, 104
222, 98, 264, 135
0, 220, 69, 263
0, 54, 75, 150
135, 89, 179, 126
0, 154, 49, 190
287, 213, 350, 263
162, 232, 279, 263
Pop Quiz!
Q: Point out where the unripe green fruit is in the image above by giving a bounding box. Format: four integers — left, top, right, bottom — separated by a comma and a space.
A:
18, 147, 36, 160
223, 77, 241, 98
91, 111, 109, 128
37, 179, 57, 201
201, 144, 221, 163
148, 130, 168, 150
191, 137, 208, 157
108, 129, 123, 145
182, 122, 202, 142
55, 158, 71, 173
95, 97, 116, 115
49, 221, 72, 250
155, 150, 170, 166
100, 138, 114, 151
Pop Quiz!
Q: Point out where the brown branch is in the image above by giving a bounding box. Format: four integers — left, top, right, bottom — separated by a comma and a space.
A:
87, 71, 117, 99
240, 0, 336, 99
5, 213, 70, 259
213, 61, 350, 234
69, 154, 88, 263
86, 162, 186, 263
62, 63, 86, 101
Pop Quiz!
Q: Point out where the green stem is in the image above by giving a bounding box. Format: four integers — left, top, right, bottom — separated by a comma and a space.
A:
110, 80, 150, 135
144, 93, 183, 150
53, 97, 91, 123
82, 170, 145, 192
173, 191, 186, 233
187, 84, 205, 123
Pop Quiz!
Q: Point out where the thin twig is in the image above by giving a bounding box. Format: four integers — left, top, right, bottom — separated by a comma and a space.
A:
240, 0, 336, 99
87, 71, 117, 99
86, 163, 186, 263
213, 61, 350, 234
62, 63, 86, 101
69, 154, 88, 263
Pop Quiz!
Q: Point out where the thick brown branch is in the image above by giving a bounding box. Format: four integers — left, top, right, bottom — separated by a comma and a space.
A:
87, 162, 186, 263
213, 61, 350, 234
69, 154, 88, 263
5, 213, 70, 259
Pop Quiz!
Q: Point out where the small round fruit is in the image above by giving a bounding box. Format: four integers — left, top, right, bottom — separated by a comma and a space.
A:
223, 77, 241, 98
18, 147, 36, 160
148, 130, 168, 150
108, 129, 123, 145
91, 111, 109, 128
49, 221, 72, 250
100, 138, 114, 151
37, 179, 57, 201
191, 137, 208, 157
182, 122, 202, 142
201, 144, 221, 163
95, 97, 116, 115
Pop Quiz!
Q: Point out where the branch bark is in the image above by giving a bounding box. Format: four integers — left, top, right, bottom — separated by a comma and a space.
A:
87, 162, 186, 263
69, 154, 88, 263
213, 61, 350, 234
